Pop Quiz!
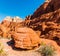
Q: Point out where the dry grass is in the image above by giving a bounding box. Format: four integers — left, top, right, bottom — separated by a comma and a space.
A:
0, 42, 7, 56
36, 43, 56, 56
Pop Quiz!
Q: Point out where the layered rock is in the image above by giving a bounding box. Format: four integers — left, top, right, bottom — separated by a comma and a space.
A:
0, 24, 10, 37
12, 27, 40, 49
24, 0, 60, 45
0, 16, 23, 38
31, 0, 60, 19
0, 0, 60, 50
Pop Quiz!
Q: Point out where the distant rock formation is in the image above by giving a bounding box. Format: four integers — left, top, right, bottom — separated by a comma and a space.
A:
4, 16, 12, 22
3, 16, 23, 22
0, 16, 24, 38
13, 16, 23, 22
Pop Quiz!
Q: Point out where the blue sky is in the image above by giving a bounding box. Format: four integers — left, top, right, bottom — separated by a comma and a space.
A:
0, 0, 45, 21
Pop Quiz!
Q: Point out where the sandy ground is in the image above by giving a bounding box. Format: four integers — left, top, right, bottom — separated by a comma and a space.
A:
0, 38, 60, 56
0, 38, 41, 56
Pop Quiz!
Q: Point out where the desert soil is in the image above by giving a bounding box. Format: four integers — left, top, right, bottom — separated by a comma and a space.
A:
0, 38, 60, 56
0, 38, 41, 56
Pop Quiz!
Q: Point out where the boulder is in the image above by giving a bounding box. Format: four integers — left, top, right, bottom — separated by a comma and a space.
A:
12, 27, 40, 49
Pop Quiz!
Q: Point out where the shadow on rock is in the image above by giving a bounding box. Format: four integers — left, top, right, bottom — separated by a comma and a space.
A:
7, 40, 29, 51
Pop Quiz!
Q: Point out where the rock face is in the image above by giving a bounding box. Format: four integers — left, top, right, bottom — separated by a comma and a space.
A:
31, 0, 60, 20
12, 27, 40, 49
0, 24, 10, 37
24, 0, 60, 45
24, 0, 60, 24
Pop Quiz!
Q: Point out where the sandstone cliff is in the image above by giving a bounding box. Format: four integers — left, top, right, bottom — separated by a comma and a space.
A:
24, 0, 60, 45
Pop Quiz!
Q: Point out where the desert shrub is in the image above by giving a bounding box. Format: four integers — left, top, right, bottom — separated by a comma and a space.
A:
37, 43, 56, 56
0, 43, 7, 56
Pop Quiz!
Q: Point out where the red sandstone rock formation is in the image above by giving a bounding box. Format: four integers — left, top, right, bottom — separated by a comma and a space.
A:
0, 0, 60, 50
0, 16, 23, 38
12, 27, 40, 49
31, 0, 60, 19
24, 0, 60, 45
24, 0, 60, 25
0, 24, 10, 37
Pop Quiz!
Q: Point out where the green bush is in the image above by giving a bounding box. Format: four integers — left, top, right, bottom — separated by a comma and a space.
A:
37, 43, 56, 56
0, 43, 7, 56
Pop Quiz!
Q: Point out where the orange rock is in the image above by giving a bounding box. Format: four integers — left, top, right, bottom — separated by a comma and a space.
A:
40, 38, 60, 51
1, 20, 11, 27
12, 27, 40, 49
0, 24, 11, 37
